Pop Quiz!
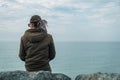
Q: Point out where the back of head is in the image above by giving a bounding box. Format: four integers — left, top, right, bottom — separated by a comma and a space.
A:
30, 15, 47, 32
30, 15, 41, 28
30, 15, 41, 23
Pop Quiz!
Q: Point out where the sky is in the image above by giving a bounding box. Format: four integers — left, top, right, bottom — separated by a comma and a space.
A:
0, 0, 120, 42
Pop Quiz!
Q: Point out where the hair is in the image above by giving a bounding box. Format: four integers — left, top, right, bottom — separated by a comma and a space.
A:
30, 15, 47, 32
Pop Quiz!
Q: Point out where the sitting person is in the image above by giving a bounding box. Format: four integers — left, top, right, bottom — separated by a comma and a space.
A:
19, 15, 56, 72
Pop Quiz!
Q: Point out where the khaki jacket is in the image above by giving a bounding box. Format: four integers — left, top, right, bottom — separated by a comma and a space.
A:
19, 29, 56, 72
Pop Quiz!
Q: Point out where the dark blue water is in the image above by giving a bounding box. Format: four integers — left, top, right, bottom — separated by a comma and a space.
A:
0, 41, 120, 79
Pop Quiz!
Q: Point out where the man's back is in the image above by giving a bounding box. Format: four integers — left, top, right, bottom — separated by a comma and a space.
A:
19, 29, 56, 72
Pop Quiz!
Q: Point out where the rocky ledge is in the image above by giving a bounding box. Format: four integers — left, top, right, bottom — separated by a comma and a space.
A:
75, 72, 120, 80
0, 71, 71, 80
0, 71, 120, 80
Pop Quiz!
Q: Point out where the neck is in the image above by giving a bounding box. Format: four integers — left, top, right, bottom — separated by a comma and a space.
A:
30, 26, 36, 29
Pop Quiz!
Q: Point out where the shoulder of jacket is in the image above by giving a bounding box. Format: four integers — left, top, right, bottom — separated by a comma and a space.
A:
47, 34, 53, 39
21, 30, 30, 41
47, 34, 52, 37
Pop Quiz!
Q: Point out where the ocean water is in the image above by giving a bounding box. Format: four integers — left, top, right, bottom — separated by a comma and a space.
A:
0, 41, 120, 79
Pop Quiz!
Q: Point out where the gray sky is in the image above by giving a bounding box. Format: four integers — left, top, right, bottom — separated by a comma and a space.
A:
0, 0, 120, 41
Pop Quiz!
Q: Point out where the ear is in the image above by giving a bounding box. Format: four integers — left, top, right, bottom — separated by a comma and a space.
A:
28, 23, 33, 28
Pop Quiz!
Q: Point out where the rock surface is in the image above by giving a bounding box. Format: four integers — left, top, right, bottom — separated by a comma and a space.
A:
0, 71, 71, 80
0, 71, 120, 80
75, 72, 120, 80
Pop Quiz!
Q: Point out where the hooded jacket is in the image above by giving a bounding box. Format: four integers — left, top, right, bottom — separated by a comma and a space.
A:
19, 29, 56, 72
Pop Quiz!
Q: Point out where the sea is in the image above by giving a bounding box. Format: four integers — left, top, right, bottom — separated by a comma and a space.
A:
0, 41, 120, 79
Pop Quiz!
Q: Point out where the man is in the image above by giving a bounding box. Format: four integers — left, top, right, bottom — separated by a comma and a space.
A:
19, 15, 56, 72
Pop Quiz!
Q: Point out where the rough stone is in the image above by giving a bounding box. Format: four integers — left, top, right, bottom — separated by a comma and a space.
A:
53, 73, 71, 80
75, 72, 120, 80
0, 71, 30, 80
0, 71, 71, 80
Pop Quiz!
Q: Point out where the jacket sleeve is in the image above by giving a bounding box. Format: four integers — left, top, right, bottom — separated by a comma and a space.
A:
49, 35, 56, 60
19, 37, 26, 61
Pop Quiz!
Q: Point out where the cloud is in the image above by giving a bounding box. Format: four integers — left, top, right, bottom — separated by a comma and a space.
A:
0, 0, 92, 21
15, 0, 69, 8
14, 0, 92, 14
0, 0, 120, 41
85, 1, 120, 26
0, 0, 4, 3
0, 0, 25, 21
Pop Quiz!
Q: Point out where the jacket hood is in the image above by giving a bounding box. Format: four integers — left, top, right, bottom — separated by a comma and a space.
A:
24, 29, 47, 43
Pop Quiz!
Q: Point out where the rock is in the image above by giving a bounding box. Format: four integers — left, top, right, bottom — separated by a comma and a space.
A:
75, 72, 120, 80
29, 71, 54, 80
1, 71, 120, 80
0, 71, 71, 80
0, 71, 30, 80
53, 73, 71, 80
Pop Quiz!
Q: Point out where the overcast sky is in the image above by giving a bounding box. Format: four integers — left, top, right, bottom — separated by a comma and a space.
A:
0, 0, 120, 42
